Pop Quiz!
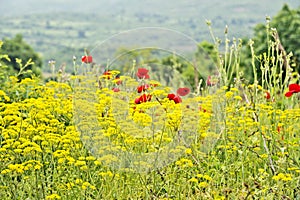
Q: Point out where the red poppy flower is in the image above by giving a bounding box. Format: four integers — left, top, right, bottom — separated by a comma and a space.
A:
140, 94, 152, 102
285, 91, 293, 97
265, 91, 271, 100
112, 88, 120, 92
135, 94, 152, 104
137, 84, 149, 93
134, 97, 141, 104
167, 93, 175, 100
115, 77, 122, 85
206, 76, 215, 86
285, 83, 300, 97
81, 55, 93, 63
136, 68, 150, 79
167, 93, 182, 104
177, 87, 190, 96
172, 96, 182, 104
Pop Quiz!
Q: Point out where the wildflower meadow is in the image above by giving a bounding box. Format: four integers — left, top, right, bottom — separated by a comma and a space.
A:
0, 23, 300, 200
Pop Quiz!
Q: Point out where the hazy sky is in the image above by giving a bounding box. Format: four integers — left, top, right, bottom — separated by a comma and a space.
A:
1, 0, 299, 17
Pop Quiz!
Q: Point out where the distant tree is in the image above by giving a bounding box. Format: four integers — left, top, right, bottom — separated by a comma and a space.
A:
160, 42, 217, 90
1, 34, 42, 78
241, 4, 300, 83
269, 4, 300, 71
78, 30, 86, 38
151, 54, 195, 89
110, 48, 158, 73
45, 20, 52, 29
197, 41, 219, 64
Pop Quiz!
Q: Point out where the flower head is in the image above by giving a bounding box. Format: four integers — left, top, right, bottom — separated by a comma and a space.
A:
112, 88, 120, 92
137, 84, 150, 93
135, 94, 152, 104
81, 55, 93, 63
206, 76, 215, 86
285, 83, 300, 97
136, 68, 150, 79
167, 93, 182, 104
265, 91, 271, 100
177, 87, 190, 96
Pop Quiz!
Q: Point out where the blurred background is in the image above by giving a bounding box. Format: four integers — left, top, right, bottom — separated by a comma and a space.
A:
0, 0, 299, 75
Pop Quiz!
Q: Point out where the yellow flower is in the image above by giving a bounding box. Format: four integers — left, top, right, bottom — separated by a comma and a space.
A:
288, 167, 299, 171
81, 181, 96, 190
203, 174, 212, 181
0, 90, 10, 102
78, 156, 86, 160
13, 149, 23, 153
46, 194, 61, 200
196, 174, 203, 178
222, 86, 228, 90
230, 88, 239, 92
234, 95, 243, 101
24, 164, 33, 171
94, 160, 101, 166
75, 178, 83, 184
85, 156, 96, 161
82, 182, 90, 190
74, 160, 86, 166
198, 181, 208, 188
34, 164, 42, 170
99, 170, 114, 177
185, 148, 192, 155
175, 158, 193, 168
282, 175, 292, 181
1, 169, 11, 174
272, 173, 293, 181
65, 182, 75, 190
260, 154, 268, 158
80, 165, 88, 171
188, 177, 198, 183
225, 91, 234, 99
58, 158, 65, 164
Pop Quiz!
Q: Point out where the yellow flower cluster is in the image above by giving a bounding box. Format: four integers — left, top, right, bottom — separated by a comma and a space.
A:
0, 71, 299, 199
272, 173, 293, 181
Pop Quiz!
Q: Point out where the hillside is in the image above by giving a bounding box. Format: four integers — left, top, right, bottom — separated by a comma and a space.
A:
0, 0, 299, 72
